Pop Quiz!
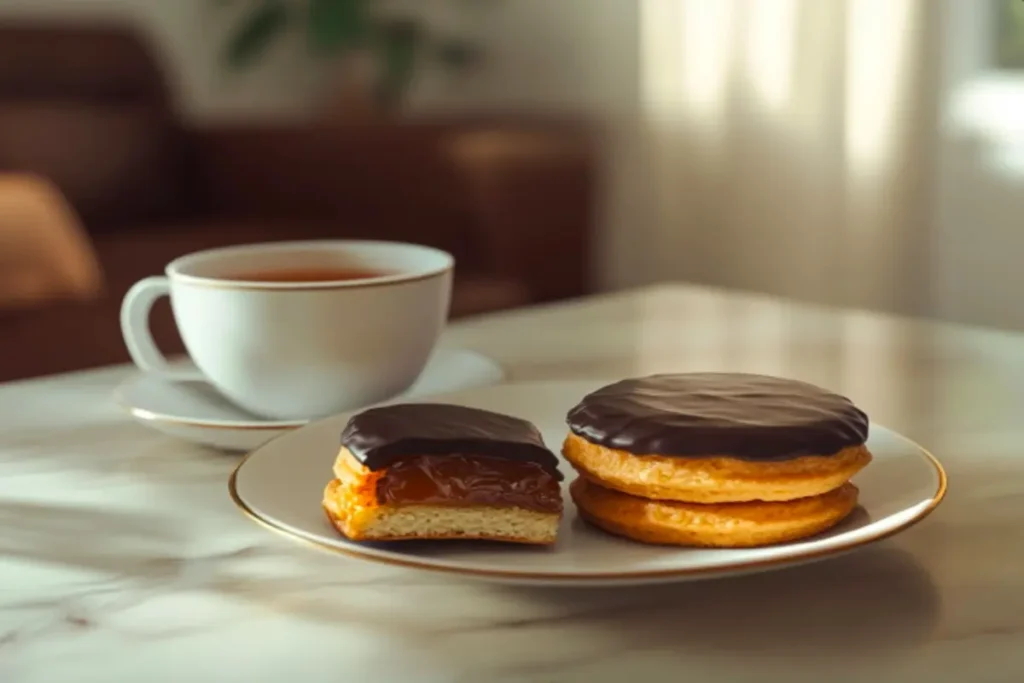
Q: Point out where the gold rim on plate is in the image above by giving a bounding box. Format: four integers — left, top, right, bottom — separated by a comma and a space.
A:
226, 427, 948, 583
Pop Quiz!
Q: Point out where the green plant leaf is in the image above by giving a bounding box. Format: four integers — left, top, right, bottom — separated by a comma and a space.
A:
374, 18, 422, 106
308, 0, 371, 55
223, 0, 290, 69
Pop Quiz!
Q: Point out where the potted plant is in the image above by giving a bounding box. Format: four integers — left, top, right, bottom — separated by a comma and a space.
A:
218, 0, 484, 117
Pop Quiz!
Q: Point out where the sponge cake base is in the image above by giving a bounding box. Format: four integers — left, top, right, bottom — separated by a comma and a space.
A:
323, 479, 560, 544
570, 477, 859, 548
562, 432, 871, 503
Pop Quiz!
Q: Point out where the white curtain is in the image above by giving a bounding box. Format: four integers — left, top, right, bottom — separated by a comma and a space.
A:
615, 0, 939, 314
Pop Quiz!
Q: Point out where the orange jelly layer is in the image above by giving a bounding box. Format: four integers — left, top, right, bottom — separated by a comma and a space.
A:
372, 455, 563, 514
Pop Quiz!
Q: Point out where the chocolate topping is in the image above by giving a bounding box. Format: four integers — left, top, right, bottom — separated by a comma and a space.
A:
566, 373, 869, 461
341, 403, 563, 479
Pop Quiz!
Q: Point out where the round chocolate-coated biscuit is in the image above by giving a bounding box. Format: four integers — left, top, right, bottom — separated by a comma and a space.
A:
566, 373, 869, 461
341, 403, 563, 477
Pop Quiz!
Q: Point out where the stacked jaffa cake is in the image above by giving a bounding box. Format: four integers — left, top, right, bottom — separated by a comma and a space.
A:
562, 373, 873, 547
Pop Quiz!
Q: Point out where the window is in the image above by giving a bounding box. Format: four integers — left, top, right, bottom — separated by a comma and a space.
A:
994, 0, 1024, 69
945, 0, 1024, 144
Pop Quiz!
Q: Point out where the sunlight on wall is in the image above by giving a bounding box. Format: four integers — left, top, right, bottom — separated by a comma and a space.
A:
643, 0, 920, 166
844, 0, 917, 179
642, 0, 797, 122
744, 0, 797, 112
641, 0, 735, 127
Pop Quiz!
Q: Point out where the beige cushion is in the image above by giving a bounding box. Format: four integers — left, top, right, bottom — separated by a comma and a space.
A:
0, 173, 103, 310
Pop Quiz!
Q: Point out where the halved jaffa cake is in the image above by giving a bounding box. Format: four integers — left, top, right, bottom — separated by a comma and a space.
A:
322, 403, 564, 545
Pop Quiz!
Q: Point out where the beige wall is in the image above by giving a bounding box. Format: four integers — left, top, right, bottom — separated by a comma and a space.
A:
0, 0, 322, 119
0, 0, 638, 122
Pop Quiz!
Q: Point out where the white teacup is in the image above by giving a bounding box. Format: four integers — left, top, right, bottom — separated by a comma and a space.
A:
120, 240, 453, 421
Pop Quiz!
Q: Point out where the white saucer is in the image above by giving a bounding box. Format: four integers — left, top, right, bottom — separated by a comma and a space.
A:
114, 348, 505, 452
229, 380, 948, 587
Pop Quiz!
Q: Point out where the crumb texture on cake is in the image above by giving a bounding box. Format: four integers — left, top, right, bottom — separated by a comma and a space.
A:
562, 432, 872, 503
323, 482, 559, 544
570, 477, 859, 548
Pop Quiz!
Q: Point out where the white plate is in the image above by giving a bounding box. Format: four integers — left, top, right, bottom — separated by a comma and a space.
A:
229, 380, 947, 586
114, 348, 505, 451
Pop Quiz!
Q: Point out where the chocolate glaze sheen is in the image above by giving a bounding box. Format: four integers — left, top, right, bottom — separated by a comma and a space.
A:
566, 373, 869, 461
341, 403, 563, 479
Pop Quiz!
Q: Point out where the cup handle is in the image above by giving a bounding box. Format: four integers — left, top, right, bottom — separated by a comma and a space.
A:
120, 277, 201, 380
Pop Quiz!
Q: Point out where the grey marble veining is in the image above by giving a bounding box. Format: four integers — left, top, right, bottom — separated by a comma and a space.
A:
1, 285, 1023, 683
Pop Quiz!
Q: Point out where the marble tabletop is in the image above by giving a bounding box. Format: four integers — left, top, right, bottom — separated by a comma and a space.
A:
1, 283, 1022, 683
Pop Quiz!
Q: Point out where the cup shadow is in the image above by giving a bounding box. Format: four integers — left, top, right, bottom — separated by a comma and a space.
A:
495, 547, 941, 658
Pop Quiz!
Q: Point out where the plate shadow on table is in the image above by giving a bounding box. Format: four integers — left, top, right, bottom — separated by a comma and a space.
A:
385, 506, 878, 562
495, 544, 940, 659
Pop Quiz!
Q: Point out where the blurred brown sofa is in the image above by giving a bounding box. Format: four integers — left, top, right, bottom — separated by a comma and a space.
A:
0, 22, 595, 382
